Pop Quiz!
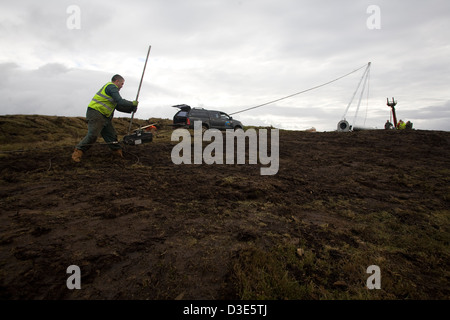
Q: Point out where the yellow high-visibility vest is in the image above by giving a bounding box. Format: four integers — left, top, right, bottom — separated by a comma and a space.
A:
88, 82, 117, 117
398, 121, 406, 130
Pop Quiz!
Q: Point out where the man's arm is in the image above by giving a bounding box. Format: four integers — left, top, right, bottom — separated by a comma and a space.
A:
105, 84, 136, 113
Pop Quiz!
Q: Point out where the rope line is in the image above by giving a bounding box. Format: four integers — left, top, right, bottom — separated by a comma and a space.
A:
229, 63, 369, 116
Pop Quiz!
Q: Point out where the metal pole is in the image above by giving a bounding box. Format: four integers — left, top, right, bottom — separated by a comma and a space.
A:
128, 45, 152, 134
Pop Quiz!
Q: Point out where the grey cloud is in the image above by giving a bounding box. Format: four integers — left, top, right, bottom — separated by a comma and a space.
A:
406, 102, 450, 120
36, 63, 70, 76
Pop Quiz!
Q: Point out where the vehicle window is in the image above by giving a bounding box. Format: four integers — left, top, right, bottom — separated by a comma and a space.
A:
210, 112, 220, 119
190, 110, 208, 117
177, 111, 188, 117
220, 113, 230, 120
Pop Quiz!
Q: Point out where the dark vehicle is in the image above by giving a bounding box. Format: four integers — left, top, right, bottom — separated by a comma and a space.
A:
172, 104, 244, 130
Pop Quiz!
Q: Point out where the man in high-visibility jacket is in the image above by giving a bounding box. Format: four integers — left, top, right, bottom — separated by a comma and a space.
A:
397, 119, 406, 130
72, 74, 138, 162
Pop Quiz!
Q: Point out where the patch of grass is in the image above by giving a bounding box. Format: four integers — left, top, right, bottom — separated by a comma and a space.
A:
229, 245, 314, 299
227, 208, 450, 300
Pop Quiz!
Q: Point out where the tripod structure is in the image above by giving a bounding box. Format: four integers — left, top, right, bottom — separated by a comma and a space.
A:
338, 62, 371, 132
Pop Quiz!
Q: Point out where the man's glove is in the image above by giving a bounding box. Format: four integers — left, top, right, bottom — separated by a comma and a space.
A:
132, 101, 139, 113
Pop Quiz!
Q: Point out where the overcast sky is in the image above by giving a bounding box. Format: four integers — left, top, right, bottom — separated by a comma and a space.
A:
1, 0, 449, 131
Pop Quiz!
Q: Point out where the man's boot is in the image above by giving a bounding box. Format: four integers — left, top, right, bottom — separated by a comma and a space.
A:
71, 149, 83, 162
112, 149, 124, 158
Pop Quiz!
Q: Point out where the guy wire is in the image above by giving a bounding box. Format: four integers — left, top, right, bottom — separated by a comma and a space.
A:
230, 63, 369, 116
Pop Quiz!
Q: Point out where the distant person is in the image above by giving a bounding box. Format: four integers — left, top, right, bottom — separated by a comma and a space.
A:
384, 120, 394, 130
396, 119, 406, 130
71, 74, 138, 162
405, 121, 413, 130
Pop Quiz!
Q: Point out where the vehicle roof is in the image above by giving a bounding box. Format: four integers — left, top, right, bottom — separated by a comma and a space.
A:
173, 105, 231, 114
192, 108, 228, 113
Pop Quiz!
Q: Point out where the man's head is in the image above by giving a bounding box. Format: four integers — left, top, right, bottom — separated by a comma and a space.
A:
112, 74, 125, 90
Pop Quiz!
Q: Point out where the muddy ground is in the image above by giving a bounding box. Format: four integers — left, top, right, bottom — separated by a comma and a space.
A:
0, 116, 449, 300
